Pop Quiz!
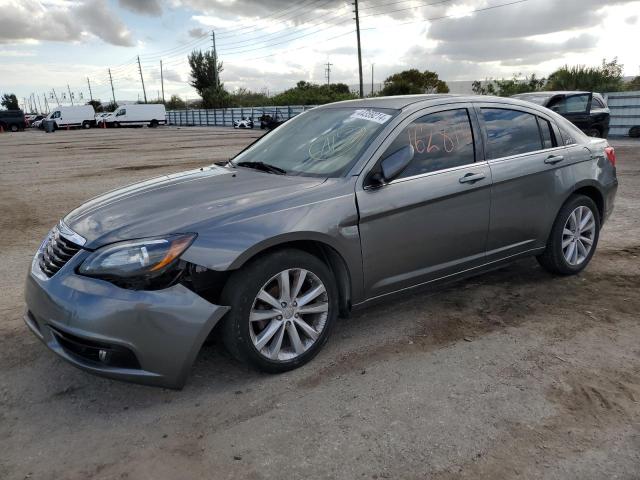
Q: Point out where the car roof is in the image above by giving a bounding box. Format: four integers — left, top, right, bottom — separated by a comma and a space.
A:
317, 94, 550, 111
512, 91, 592, 96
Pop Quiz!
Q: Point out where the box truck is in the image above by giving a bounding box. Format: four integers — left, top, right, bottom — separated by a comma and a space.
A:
100, 104, 167, 128
46, 105, 96, 129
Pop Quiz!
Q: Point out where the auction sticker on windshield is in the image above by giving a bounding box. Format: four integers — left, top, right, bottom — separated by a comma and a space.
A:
350, 109, 392, 124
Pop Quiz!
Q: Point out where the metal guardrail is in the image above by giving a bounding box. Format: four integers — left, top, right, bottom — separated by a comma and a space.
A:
166, 105, 316, 127
605, 91, 640, 137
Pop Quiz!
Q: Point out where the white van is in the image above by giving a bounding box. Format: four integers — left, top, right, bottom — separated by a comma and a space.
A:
101, 104, 166, 128
47, 105, 96, 129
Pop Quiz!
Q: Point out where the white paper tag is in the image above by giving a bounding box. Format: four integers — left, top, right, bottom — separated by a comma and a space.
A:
350, 109, 392, 124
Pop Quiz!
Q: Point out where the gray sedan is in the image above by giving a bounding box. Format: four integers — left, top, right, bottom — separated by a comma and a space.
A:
24, 95, 618, 388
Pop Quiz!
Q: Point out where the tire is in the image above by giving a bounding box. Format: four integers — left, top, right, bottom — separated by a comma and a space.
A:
586, 127, 601, 138
149, 119, 158, 128
629, 126, 640, 138
10, 124, 18, 132
82, 121, 91, 129
220, 249, 338, 373
114, 122, 120, 128
537, 194, 600, 275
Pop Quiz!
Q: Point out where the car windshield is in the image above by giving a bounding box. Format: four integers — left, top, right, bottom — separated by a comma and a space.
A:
231, 107, 399, 177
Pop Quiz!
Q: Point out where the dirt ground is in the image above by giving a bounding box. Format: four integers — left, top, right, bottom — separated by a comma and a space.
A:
1, 127, 639, 480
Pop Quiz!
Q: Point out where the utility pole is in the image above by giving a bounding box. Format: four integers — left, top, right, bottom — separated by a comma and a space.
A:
87, 77, 93, 103
67, 84, 74, 106
108, 68, 116, 106
371, 63, 374, 96
325, 62, 333, 87
353, 0, 364, 98
211, 30, 218, 87
137, 56, 147, 103
160, 59, 165, 104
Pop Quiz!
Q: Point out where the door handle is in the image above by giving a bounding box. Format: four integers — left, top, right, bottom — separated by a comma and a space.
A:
459, 172, 486, 184
544, 154, 564, 165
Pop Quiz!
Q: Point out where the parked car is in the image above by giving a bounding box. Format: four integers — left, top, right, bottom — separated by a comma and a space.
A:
259, 113, 286, 130
0, 109, 27, 132
512, 91, 610, 138
25, 95, 618, 388
45, 105, 96, 130
233, 117, 254, 129
27, 115, 45, 127
99, 104, 166, 128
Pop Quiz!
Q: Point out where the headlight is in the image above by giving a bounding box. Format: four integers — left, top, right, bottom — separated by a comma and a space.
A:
78, 234, 196, 283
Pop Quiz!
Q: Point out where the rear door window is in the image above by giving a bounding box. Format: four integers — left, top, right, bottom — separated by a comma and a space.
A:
481, 108, 543, 159
380, 108, 476, 179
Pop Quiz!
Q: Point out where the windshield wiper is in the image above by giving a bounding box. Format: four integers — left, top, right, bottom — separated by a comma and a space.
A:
235, 161, 287, 175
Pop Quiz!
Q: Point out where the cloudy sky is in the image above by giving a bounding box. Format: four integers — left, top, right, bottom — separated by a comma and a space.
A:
0, 0, 638, 108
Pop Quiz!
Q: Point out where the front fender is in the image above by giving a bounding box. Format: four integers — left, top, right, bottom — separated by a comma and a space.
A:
180, 181, 365, 302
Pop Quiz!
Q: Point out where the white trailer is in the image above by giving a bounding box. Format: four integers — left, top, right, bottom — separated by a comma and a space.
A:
101, 104, 167, 128
47, 105, 96, 129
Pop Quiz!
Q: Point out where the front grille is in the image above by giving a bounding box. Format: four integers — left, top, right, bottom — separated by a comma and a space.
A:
39, 227, 82, 277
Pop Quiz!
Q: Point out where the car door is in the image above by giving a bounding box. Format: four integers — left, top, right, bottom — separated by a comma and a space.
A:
548, 93, 592, 132
476, 104, 575, 260
356, 105, 491, 299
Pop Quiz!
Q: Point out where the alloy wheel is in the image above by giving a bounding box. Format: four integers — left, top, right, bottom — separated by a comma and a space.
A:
249, 268, 329, 361
562, 205, 596, 266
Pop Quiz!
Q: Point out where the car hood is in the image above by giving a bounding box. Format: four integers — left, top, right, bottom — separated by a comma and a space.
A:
64, 165, 326, 249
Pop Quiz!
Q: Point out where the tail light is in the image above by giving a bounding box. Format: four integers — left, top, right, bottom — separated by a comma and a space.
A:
604, 146, 616, 167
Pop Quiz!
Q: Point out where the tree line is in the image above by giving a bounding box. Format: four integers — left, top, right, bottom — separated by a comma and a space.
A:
472, 58, 639, 97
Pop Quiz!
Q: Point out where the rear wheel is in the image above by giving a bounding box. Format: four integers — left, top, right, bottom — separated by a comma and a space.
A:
149, 119, 158, 128
586, 127, 601, 138
537, 194, 600, 275
220, 249, 338, 373
10, 124, 18, 132
82, 121, 91, 129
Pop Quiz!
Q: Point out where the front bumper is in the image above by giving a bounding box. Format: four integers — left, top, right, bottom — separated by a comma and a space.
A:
24, 250, 229, 389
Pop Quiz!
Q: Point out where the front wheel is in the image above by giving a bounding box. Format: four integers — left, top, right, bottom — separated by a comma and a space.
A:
537, 194, 600, 275
220, 249, 338, 373
82, 121, 91, 129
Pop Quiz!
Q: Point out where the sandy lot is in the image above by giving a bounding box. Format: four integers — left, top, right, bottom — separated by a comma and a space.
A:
1, 127, 639, 480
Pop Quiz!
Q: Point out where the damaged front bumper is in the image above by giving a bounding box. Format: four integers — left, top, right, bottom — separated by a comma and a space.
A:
24, 251, 229, 389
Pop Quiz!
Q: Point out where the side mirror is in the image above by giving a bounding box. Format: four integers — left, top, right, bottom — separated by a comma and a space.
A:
380, 144, 414, 182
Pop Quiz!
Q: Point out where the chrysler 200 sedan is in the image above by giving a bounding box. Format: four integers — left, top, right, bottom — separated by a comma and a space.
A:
25, 95, 618, 388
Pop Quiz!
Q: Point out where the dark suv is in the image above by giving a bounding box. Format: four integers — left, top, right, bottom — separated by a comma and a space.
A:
512, 92, 609, 138
0, 109, 27, 132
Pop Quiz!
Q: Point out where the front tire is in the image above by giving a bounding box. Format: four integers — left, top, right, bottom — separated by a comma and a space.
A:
537, 194, 600, 275
82, 121, 91, 129
220, 249, 338, 373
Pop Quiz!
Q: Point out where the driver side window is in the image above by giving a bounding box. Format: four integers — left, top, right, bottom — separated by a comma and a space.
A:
380, 108, 476, 179
117, 109, 126, 117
